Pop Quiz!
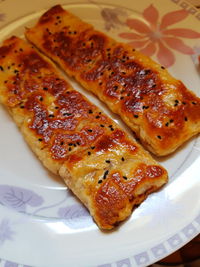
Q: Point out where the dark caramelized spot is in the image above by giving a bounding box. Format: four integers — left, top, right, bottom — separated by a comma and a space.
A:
157, 135, 162, 139
105, 160, 110, 163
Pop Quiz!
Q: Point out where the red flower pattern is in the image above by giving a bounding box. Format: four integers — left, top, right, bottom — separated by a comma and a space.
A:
119, 5, 200, 67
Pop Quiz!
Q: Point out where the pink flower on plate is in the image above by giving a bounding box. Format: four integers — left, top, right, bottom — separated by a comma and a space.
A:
119, 5, 200, 67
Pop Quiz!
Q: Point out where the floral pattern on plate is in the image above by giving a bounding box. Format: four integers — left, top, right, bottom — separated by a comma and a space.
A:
119, 4, 200, 67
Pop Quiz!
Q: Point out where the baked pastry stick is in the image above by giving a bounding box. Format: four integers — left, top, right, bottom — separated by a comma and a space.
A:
26, 5, 200, 156
0, 37, 167, 229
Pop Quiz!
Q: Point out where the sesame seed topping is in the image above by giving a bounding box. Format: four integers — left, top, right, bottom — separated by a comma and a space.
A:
103, 170, 109, 179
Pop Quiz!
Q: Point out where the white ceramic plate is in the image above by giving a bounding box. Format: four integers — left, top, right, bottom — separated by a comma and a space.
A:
0, 0, 199, 266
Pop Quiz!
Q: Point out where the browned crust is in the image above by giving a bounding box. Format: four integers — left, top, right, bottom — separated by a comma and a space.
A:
26, 5, 200, 156
0, 36, 168, 229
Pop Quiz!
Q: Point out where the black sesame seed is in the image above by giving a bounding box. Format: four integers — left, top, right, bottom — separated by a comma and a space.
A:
98, 180, 102, 184
161, 66, 165, 69
20, 105, 25, 109
105, 160, 110, 163
38, 138, 43, 142
144, 69, 151, 75
68, 147, 72, 151
88, 129, 93, 132
19, 48, 23, 52
103, 170, 109, 179
43, 87, 48, 91
175, 100, 179, 103
170, 119, 174, 123
48, 114, 54, 118
4, 80, 8, 84
123, 176, 127, 180
91, 146, 95, 150
152, 84, 156, 88
77, 142, 80, 146
100, 124, 104, 127
96, 115, 100, 119
60, 141, 64, 145
88, 151, 91, 155
99, 82, 103, 86
110, 128, 114, 131
14, 70, 19, 73
120, 97, 124, 100
134, 115, 138, 118
182, 102, 186, 105
113, 85, 118, 90
73, 144, 76, 147
55, 106, 59, 109
0, 66, 4, 71
192, 101, 197, 105
99, 112, 102, 114
121, 157, 125, 161
184, 117, 188, 121
165, 122, 169, 127
69, 143, 73, 146
39, 97, 43, 101
157, 135, 162, 139
63, 112, 72, 116
174, 103, 178, 107
142, 105, 149, 109
88, 109, 93, 114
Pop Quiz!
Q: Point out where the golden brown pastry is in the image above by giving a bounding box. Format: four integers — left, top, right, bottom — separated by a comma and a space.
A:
26, 5, 200, 156
0, 37, 167, 229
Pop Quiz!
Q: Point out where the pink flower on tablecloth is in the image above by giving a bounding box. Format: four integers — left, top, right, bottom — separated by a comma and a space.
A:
119, 5, 200, 67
